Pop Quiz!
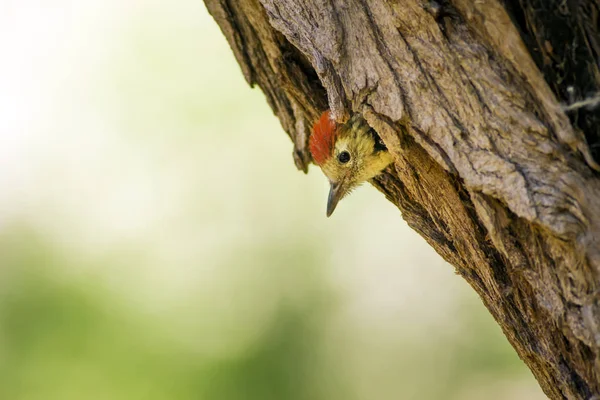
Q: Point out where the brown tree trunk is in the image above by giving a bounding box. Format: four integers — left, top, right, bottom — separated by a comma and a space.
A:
203, 0, 600, 398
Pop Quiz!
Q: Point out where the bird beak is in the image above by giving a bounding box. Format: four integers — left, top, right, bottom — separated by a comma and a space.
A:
327, 180, 345, 217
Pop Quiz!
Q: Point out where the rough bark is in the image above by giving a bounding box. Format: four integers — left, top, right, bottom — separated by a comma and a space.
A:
203, 0, 600, 398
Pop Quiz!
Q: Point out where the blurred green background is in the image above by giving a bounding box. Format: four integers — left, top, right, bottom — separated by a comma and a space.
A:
0, 1, 545, 399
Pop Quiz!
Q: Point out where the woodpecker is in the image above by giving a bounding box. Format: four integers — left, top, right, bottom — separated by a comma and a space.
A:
309, 110, 394, 217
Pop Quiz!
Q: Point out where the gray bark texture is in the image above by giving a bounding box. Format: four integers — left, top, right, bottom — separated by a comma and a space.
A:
203, 0, 600, 398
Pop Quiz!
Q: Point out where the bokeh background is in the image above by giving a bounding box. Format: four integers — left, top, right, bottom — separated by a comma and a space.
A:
0, 1, 546, 399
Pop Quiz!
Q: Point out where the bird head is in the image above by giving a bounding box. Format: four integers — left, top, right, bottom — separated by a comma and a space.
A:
309, 110, 394, 216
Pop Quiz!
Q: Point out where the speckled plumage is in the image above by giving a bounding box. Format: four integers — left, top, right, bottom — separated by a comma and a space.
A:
309, 111, 394, 216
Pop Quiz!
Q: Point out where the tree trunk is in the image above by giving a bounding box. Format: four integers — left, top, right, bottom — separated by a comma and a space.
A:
203, 0, 600, 398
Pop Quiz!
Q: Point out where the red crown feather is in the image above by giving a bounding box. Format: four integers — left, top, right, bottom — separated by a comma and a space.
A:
309, 110, 338, 165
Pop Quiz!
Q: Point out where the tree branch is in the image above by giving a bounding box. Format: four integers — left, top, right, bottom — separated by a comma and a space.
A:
204, 0, 600, 397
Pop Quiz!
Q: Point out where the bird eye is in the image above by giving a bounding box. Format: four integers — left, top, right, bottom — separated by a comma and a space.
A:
337, 151, 351, 164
